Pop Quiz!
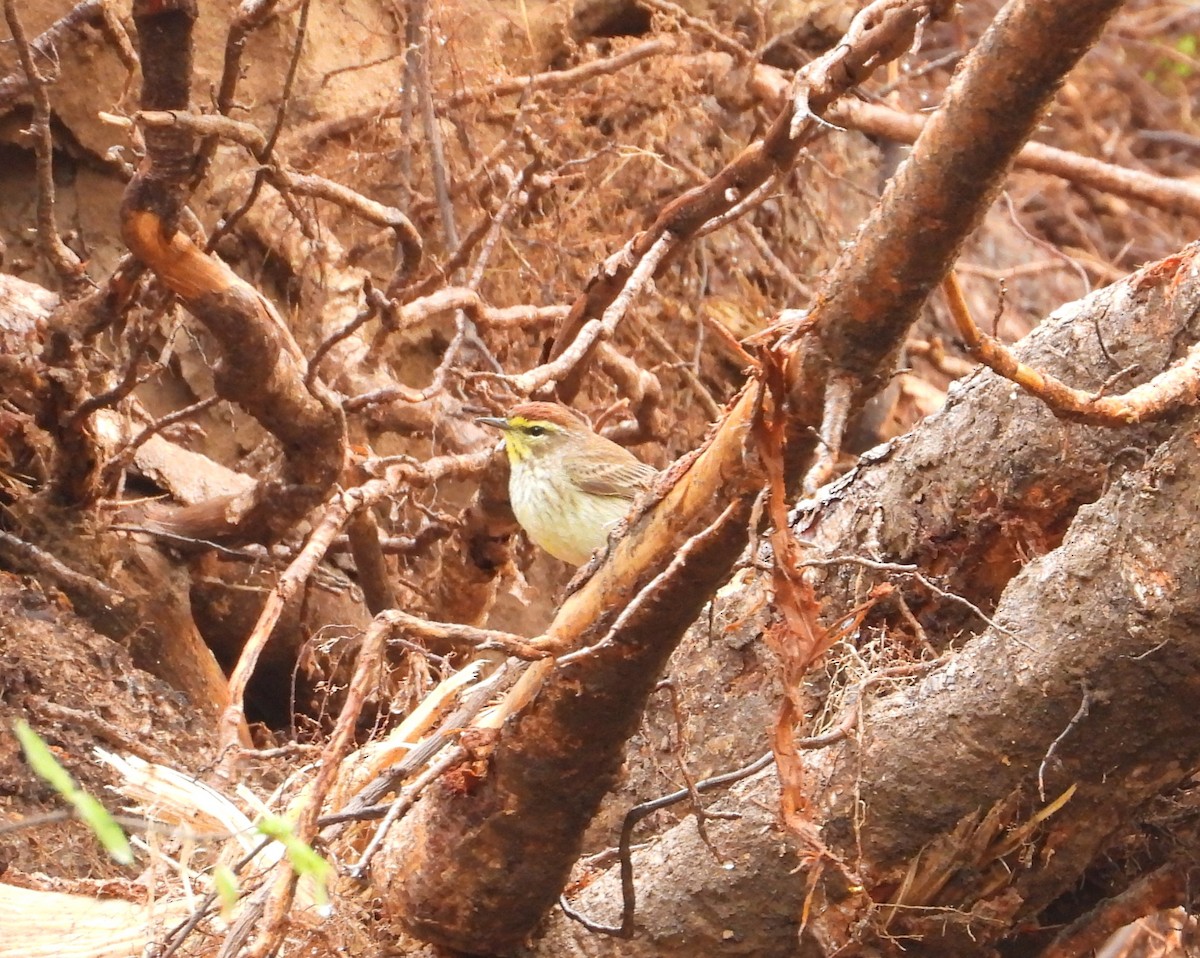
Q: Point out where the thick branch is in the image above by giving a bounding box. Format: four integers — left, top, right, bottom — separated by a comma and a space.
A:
373, 0, 1132, 952
800, 246, 1200, 639
536, 395, 1200, 957
805, 412, 1200, 954
799, 0, 1128, 395
120, 0, 344, 544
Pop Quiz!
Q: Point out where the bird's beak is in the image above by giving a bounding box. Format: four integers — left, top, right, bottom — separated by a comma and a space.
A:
475, 416, 512, 431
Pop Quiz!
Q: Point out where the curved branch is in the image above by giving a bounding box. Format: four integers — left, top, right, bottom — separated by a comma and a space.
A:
120, 0, 344, 544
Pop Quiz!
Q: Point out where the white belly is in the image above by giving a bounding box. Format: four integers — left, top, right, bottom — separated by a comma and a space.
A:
509, 465, 632, 565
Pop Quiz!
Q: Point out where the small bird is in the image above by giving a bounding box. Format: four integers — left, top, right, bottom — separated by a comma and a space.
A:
476, 402, 656, 565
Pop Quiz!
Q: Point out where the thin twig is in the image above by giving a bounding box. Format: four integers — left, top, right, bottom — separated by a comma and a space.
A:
398, 160, 541, 401
796, 657, 946, 751
308, 283, 383, 387
633, 318, 720, 420
944, 269, 1200, 427
238, 607, 392, 958
66, 323, 159, 432
270, 169, 421, 296
798, 552, 1030, 648
191, 0, 281, 187
217, 450, 491, 759
412, 0, 458, 251
344, 292, 568, 410
694, 176, 778, 239
560, 750, 775, 937
3, 0, 89, 295
450, 37, 674, 105
326, 661, 512, 824
1038, 684, 1091, 802
27, 697, 175, 766
101, 395, 221, 489
740, 217, 813, 301
637, 0, 751, 61
382, 608, 549, 660
0, 0, 105, 109
300, 38, 671, 149
207, 0, 311, 251
503, 233, 677, 397
1000, 191, 1091, 294
158, 836, 274, 958
657, 680, 736, 864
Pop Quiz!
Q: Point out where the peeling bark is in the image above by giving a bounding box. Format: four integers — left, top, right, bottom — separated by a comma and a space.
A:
378, 1, 1129, 953
535, 394, 1200, 958
533, 247, 1200, 957
120, 0, 345, 545
802, 249, 1200, 639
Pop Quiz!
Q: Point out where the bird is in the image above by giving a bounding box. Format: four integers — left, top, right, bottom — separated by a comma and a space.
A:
475, 402, 656, 565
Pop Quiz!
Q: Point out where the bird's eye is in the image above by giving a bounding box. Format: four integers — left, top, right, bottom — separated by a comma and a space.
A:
527, 425, 546, 437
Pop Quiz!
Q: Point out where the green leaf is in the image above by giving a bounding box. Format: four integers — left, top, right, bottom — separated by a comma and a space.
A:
74, 792, 135, 865
214, 865, 240, 919
13, 719, 75, 793
13, 719, 134, 865
256, 814, 332, 907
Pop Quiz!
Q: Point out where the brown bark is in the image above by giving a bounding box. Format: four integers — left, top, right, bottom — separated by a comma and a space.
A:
533, 256, 1200, 955
807, 408, 1200, 954
804, 0, 1128, 396
1040, 865, 1188, 958
802, 249, 1200, 640
826, 98, 1200, 220
119, 0, 345, 545
379, 1, 1128, 953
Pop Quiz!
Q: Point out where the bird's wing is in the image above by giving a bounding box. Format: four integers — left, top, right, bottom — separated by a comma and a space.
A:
564, 446, 656, 499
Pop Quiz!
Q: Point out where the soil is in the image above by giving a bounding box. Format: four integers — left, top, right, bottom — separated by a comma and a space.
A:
1, 0, 1198, 954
